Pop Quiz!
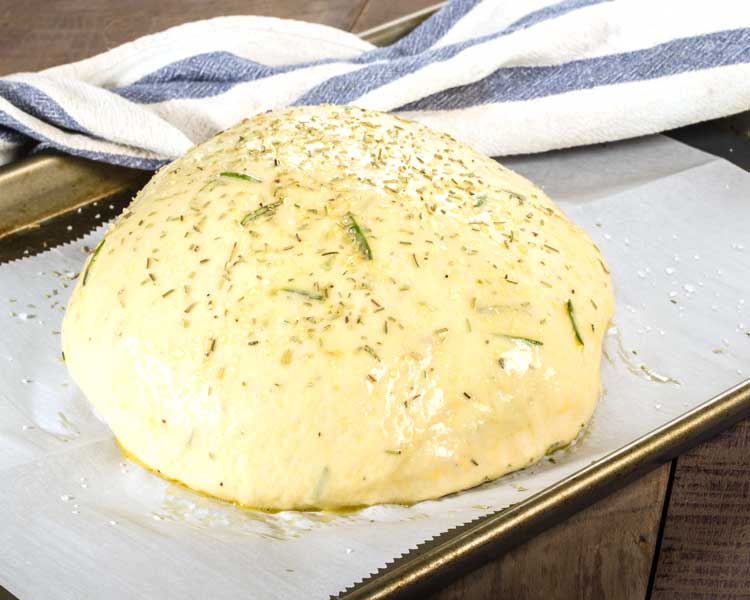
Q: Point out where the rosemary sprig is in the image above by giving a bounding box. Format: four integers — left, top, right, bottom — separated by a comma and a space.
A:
241, 200, 282, 225
342, 212, 373, 260
566, 299, 584, 346
494, 333, 544, 346
281, 287, 324, 301
220, 171, 262, 183
82, 238, 105, 286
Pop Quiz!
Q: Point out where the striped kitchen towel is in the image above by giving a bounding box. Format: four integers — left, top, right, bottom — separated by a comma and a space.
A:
1, 0, 749, 169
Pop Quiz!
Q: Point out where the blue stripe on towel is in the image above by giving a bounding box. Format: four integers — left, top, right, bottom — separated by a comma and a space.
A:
293, 0, 607, 105
116, 53, 307, 103
364, 0, 482, 59
0, 109, 165, 170
397, 28, 750, 111
0, 81, 92, 135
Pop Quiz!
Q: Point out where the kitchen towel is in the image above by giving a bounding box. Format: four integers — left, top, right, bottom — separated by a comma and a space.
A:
1, 0, 749, 169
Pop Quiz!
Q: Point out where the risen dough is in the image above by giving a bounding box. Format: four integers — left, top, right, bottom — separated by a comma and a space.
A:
62, 106, 613, 509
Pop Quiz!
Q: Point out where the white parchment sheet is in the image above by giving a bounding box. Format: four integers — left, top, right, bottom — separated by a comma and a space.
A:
0, 135, 748, 599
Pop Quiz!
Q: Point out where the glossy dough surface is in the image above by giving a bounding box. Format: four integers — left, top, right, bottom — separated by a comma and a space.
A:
62, 106, 613, 509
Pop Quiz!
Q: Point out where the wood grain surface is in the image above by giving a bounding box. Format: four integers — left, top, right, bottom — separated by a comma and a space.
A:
0, 0, 361, 74
1, 1, 748, 598
652, 419, 750, 599
431, 465, 671, 600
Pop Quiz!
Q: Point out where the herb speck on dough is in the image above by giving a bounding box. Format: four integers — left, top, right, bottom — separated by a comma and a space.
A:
473, 193, 488, 207
220, 171, 262, 183
342, 213, 373, 260
281, 287, 323, 301
567, 299, 585, 346
362, 344, 380, 361
494, 333, 544, 346
81, 238, 105, 286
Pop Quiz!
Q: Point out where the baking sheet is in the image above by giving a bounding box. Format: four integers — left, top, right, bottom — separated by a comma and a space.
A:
0, 134, 748, 599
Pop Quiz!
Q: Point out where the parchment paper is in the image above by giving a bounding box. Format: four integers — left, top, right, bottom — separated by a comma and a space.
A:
1, 134, 748, 599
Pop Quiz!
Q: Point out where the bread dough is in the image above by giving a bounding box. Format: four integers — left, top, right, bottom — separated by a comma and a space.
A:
62, 105, 614, 509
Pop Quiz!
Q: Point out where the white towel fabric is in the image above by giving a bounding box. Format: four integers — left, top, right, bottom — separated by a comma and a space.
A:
1, 0, 749, 169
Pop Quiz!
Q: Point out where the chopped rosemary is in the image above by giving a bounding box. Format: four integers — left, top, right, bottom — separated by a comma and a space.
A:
281, 287, 323, 301
342, 212, 372, 260
241, 200, 282, 225
566, 299, 584, 346
473, 193, 488, 207
384, 449, 402, 455
220, 171, 262, 183
81, 238, 105, 286
362, 344, 381, 361
501, 189, 527, 202
494, 333, 544, 346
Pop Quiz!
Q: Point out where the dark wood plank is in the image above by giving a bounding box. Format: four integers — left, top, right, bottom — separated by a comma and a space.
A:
652, 419, 750, 599
351, 0, 439, 33
430, 464, 671, 600
0, 0, 367, 75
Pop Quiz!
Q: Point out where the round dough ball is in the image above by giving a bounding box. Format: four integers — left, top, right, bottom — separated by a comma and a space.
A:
62, 105, 613, 510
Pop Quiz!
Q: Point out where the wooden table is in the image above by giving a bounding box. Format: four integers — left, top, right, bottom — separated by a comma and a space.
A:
2, 1, 748, 598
